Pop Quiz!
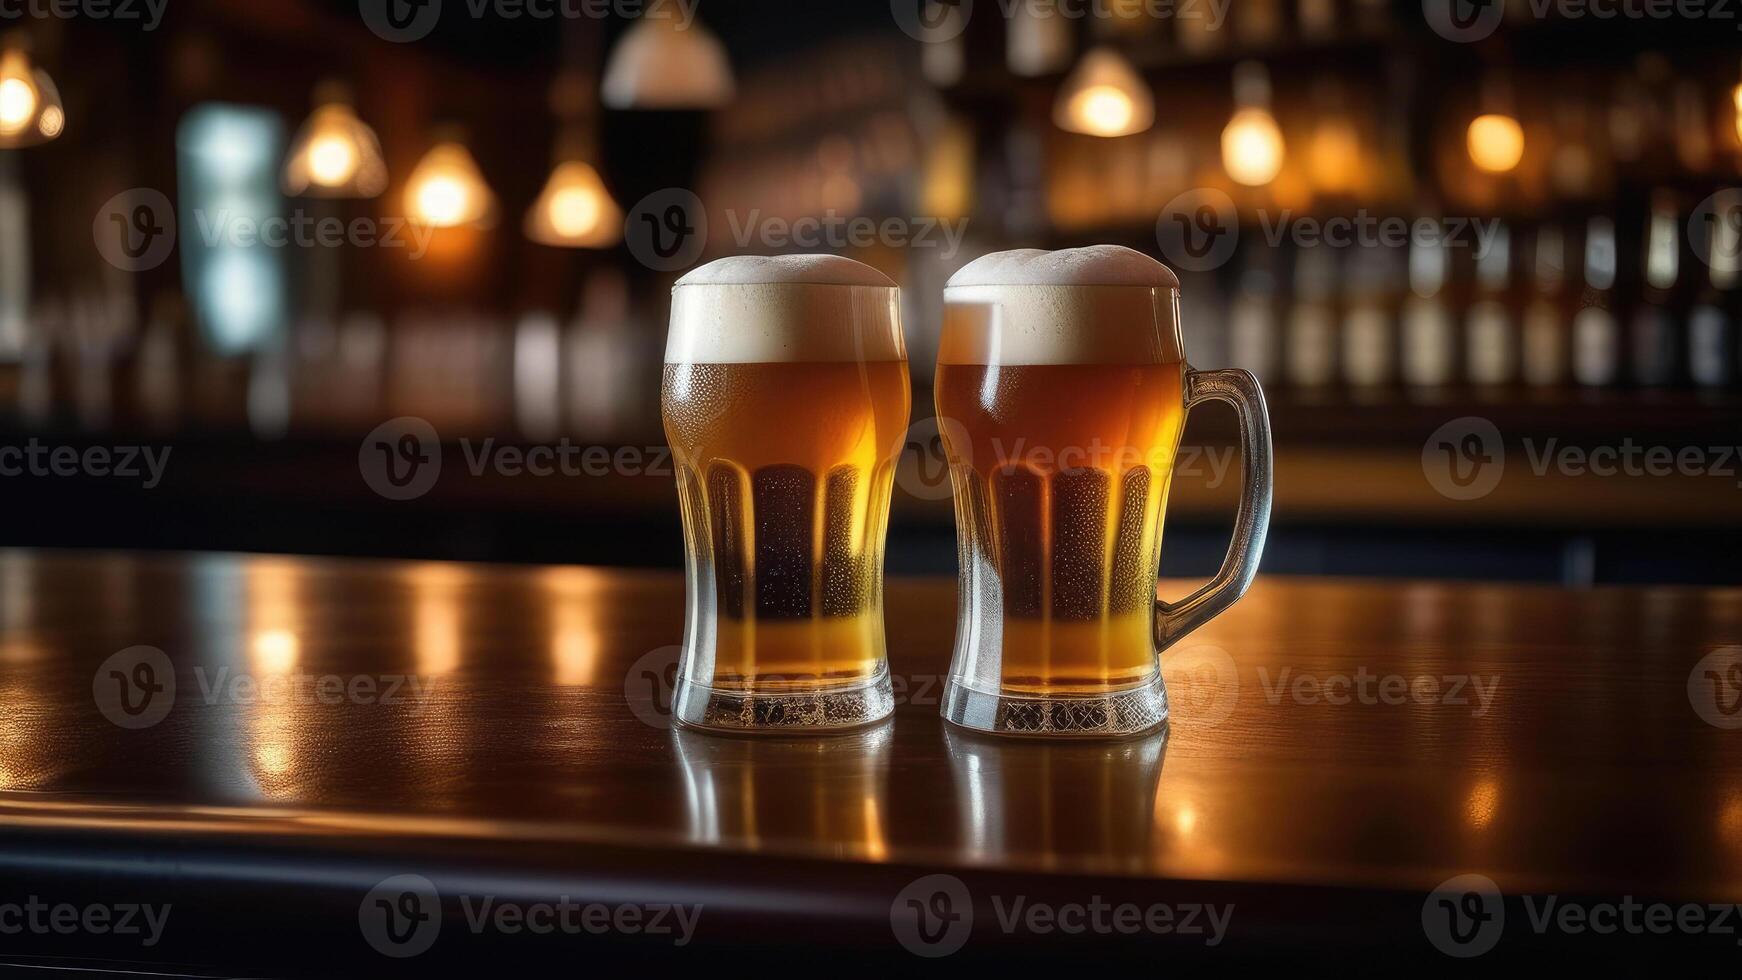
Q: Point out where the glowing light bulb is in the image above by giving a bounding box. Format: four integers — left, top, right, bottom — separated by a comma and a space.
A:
306, 134, 358, 187
1076, 85, 1135, 135
550, 187, 600, 237
416, 176, 468, 227
1222, 107, 1285, 186
404, 140, 494, 229
526, 159, 622, 248
1732, 82, 1742, 143
0, 76, 35, 136
0, 47, 58, 147
1053, 47, 1153, 138
1467, 113, 1524, 173
282, 90, 387, 198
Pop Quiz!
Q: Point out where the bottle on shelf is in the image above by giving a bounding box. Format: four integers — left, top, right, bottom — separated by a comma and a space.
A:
1401, 225, 1456, 389
1522, 224, 1568, 388
1572, 216, 1620, 388
1466, 222, 1515, 387
1689, 190, 1739, 389
1229, 248, 1281, 385
1340, 241, 1399, 389
1286, 244, 1340, 388
1630, 192, 1681, 387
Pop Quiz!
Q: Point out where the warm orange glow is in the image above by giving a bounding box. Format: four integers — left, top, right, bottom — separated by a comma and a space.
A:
0, 77, 33, 135
1467, 113, 1525, 173
1222, 107, 1285, 186
526, 160, 623, 248
36, 102, 60, 138
1733, 83, 1742, 143
283, 97, 388, 198
404, 141, 494, 229
0, 48, 60, 147
1053, 47, 1154, 138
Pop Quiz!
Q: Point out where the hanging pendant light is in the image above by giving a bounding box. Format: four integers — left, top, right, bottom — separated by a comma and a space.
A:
527, 130, 622, 248
1221, 61, 1285, 186
601, 14, 734, 109
1053, 47, 1154, 138
0, 38, 63, 148
404, 129, 495, 229
282, 81, 387, 198
1466, 73, 1524, 175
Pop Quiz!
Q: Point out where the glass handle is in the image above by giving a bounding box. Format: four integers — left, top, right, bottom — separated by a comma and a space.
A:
1154, 367, 1273, 652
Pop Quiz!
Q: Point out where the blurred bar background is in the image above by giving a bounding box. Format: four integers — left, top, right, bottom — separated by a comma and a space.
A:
1, 0, 1740, 583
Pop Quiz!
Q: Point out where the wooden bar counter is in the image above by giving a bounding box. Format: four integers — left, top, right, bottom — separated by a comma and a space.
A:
1, 550, 1739, 972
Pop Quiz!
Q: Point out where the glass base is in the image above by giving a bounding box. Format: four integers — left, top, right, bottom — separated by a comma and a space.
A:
941, 674, 1168, 738
672, 666, 894, 734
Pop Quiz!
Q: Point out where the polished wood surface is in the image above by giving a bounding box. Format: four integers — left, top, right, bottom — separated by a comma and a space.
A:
2, 549, 1740, 969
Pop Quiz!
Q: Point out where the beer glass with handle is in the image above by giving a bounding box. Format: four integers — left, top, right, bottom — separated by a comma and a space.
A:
661, 255, 910, 732
934, 246, 1272, 736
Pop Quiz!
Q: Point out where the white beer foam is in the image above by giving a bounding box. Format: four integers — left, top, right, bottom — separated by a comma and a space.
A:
946, 245, 1180, 289
941, 246, 1183, 366
666, 254, 906, 364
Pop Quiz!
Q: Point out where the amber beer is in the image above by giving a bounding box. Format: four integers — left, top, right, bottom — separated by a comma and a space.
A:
936, 246, 1272, 737
934, 361, 1184, 692
661, 255, 909, 732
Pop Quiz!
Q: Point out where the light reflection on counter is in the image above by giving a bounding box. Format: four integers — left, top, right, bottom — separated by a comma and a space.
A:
245, 560, 305, 791
675, 724, 892, 859
542, 566, 606, 687
946, 726, 1167, 873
